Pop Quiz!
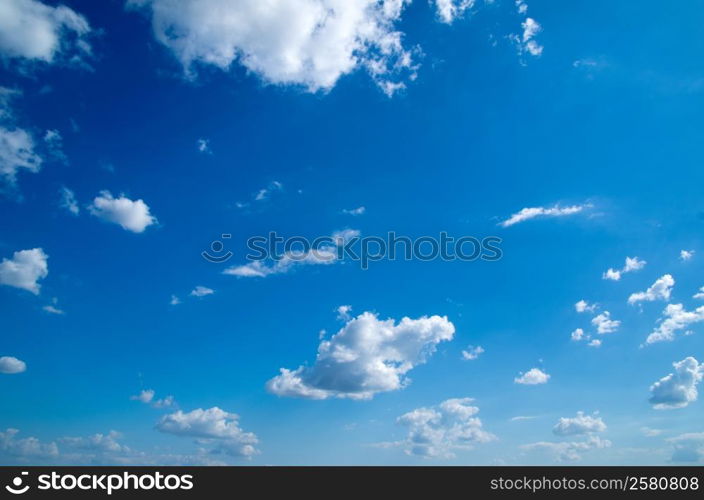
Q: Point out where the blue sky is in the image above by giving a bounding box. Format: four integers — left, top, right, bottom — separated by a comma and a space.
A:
1, 0, 704, 465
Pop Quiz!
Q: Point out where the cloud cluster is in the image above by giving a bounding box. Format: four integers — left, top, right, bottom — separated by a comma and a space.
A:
267, 311, 455, 400
130, 389, 175, 409
0, 248, 48, 294
649, 357, 703, 410
628, 274, 675, 305
393, 397, 494, 458
552, 412, 606, 436
591, 311, 620, 334
645, 304, 704, 345
0, 0, 92, 64
521, 435, 611, 462
156, 407, 259, 458
88, 191, 157, 233
500, 204, 588, 227
461, 345, 484, 361
602, 256, 646, 281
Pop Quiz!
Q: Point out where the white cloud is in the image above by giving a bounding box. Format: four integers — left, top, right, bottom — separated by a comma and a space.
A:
336, 304, 352, 321
602, 256, 646, 281
681, 249, 695, 261
649, 357, 703, 410
0, 0, 92, 64
515, 0, 528, 14
591, 311, 620, 334
128, 0, 423, 95
43, 129, 66, 163
392, 397, 494, 458
58, 431, 129, 456
514, 367, 550, 385
0, 247, 48, 294
645, 304, 704, 344
59, 186, 79, 215
0, 127, 42, 184
552, 412, 606, 436
499, 204, 588, 227
587, 339, 602, 348
628, 274, 675, 305
570, 328, 585, 341
461, 345, 484, 360
668, 433, 704, 462
342, 206, 366, 216
521, 435, 611, 462
254, 180, 283, 201
0, 428, 58, 460
433, 0, 474, 24
694, 287, 704, 300
267, 311, 454, 400
156, 407, 259, 457
197, 138, 211, 154
131, 389, 176, 408
170, 294, 181, 306
88, 190, 157, 233
42, 298, 64, 315
189, 285, 214, 297
0, 356, 26, 374
575, 300, 596, 313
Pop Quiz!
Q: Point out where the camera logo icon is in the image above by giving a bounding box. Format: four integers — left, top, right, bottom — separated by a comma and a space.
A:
5, 472, 29, 495
202, 234, 233, 263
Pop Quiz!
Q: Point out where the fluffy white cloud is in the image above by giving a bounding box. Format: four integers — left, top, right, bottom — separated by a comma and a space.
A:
520, 18, 542, 56
570, 328, 585, 341
649, 357, 703, 410
267, 311, 455, 400
602, 256, 646, 281
59, 431, 129, 455
156, 407, 259, 457
591, 311, 620, 334
88, 191, 157, 233
0, 127, 42, 183
461, 345, 484, 360
681, 249, 695, 261
0, 0, 92, 64
189, 285, 214, 297
499, 204, 588, 227
434, 0, 474, 24
59, 186, 79, 215
521, 435, 611, 462
645, 304, 704, 344
393, 397, 494, 458
0, 248, 48, 294
127, 0, 424, 95
668, 433, 704, 463
694, 287, 704, 300
587, 339, 601, 348
575, 300, 596, 313
628, 274, 675, 305
0, 428, 58, 460
552, 412, 606, 436
0, 356, 26, 374
342, 206, 366, 216
131, 389, 175, 408
514, 367, 550, 385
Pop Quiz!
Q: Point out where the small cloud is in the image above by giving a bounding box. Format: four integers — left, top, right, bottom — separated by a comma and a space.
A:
587, 339, 602, 348
499, 204, 590, 227
197, 138, 211, 154
88, 191, 157, 233
570, 328, 585, 341
0, 356, 26, 374
575, 300, 596, 313
591, 311, 620, 334
680, 250, 695, 261
0, 248, 48, 294
461, 345, 484, 360
553, 412, 606, 436
336, 305, 352, 321
646, 304, 704, 344
189, 286, 214, 297
342, 206, 366, 216
514, 367, 550, 385
59, 186, 79, 215
602, 256, 646, 281
169, 295, 181, 306
641, 427, 662, 437
628, 274, 675, 305
131, 389, 175, 408
649, 357, 702, 410
42, 298, 64, 315
511, 415, 537, 421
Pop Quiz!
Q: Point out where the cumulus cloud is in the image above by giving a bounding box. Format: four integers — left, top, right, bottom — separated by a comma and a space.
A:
59, 186, 79, 215
0, 428, 58, 460
131, 389, 175, 408
0, 248, 48, 294
680, 250, 695, 261
127, 0, 425, 95
267, 311, 455, 400
628, 274, 675, 305
499, 204, 588, 227
88, 191, 157, 233
521, 435, 611, 462
645, 304, 704, 345
156, 407, 259, 458
433, 0, 474, 24
189, 285, 214, 297
602, 256, 646, 281
514, 367, 550, 385
391, 397, 494, 458
649, 357, 703, 410
570, 328, 585, 341
0, 0, 92, 64
591, 311, 620, 334
575, 300, 596, 313
519, 18, 542, 56
0, 356, 26, 374
461, 345, 484, 360
552, 412, 606, 436
668, 433, 704, 463
694, 287, 704, 300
